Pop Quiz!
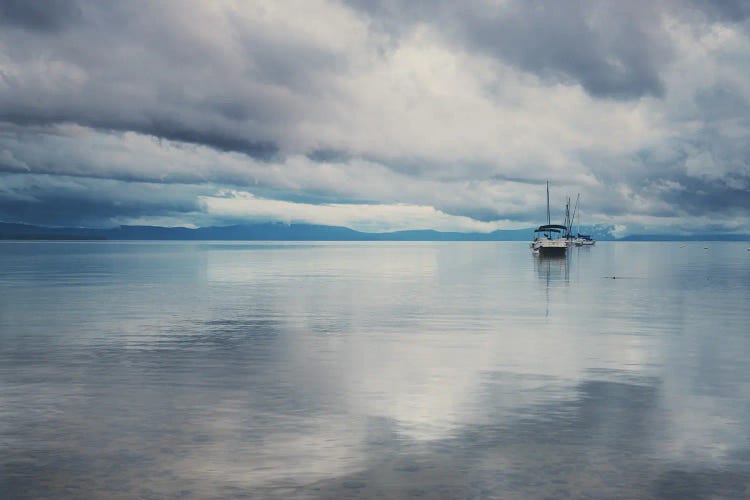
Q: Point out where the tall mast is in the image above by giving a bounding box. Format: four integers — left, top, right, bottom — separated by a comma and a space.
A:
546, 181, 550, 226
572, 194, 580, 236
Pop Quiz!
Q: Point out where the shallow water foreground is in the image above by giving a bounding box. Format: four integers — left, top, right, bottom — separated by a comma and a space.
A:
1, 241, 749, 498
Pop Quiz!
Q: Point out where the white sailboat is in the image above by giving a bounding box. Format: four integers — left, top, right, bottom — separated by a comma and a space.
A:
531, 182, 568, 256
572, 195, 595, 246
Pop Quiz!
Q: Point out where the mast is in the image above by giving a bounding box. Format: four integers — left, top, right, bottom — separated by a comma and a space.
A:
571, 194, 580, 237
546, 181, 550, 226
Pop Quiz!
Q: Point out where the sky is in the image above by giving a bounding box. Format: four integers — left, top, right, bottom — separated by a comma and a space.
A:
1, 0, 750, 235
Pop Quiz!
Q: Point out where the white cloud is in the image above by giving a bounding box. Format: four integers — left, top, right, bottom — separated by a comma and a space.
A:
610, 224, 629, 239
199, 190, 524, 232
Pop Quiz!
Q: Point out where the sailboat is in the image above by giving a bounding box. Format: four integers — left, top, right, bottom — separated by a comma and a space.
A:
564, 195, 575, 247
572, 195, 595, 246
531, 182, 568, 256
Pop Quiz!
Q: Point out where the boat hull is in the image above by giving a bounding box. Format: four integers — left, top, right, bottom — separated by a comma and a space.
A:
531, 238, 568, 256
573, 237, 596, 246
537, 245, 567, 256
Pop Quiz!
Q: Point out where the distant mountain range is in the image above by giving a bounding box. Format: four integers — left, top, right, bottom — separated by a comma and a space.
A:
0, 222, 747, 241
0, 222, 535, 241
618, 233, 750, 241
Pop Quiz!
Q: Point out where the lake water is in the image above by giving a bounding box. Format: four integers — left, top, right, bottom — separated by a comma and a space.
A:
1, 241, 749, 498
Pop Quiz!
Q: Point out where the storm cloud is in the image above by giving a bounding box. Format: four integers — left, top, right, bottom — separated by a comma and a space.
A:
0, 0, 82, 32
0, 0, 749, 234
347, 0, 673, 99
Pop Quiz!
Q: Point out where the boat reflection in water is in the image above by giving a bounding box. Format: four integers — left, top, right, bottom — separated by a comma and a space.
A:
534, 252, 569, 318
534, 252, 569, 284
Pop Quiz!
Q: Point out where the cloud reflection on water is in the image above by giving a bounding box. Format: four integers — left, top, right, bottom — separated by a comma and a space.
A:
1, 242, 749, 497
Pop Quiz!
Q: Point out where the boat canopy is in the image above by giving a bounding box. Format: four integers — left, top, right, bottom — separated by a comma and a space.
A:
535, 224, 567, 232
576, 233, 592, 239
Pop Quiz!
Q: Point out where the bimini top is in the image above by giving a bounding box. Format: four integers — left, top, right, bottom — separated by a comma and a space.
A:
576, 233, 592, 239
534, 224, 567, 233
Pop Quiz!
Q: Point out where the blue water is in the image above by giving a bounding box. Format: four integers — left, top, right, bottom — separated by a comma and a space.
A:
1, 241, 749, 498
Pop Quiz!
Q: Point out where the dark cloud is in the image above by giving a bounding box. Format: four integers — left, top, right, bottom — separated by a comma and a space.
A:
0, 1, 338, 160
306, 149, 353, 163
0, 0, 81, 32
466, 1, 670, 99
687, 0, 750, 23
136, 120, 279, 161
0, 173, 205, 227
348, 0, 672, 100
662, 176, 750, 216
0, 113, 281, 161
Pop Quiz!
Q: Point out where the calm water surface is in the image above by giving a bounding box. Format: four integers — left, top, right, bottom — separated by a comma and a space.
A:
1, 241, 749, 498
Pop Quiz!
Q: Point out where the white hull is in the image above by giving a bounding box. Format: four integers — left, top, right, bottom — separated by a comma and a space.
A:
573, 237, 596, 246
531, 238, 567, 255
